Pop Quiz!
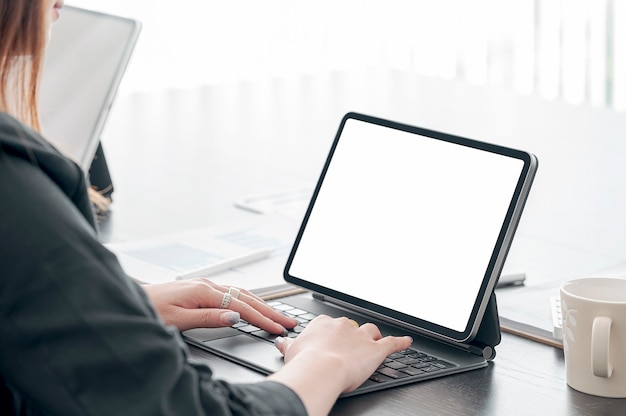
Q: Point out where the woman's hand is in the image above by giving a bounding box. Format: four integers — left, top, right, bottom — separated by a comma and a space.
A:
142, 278, 297, 333
269, 315, 412, 416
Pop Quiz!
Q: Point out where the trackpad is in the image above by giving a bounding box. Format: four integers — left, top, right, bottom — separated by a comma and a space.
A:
203, 335, 285, 373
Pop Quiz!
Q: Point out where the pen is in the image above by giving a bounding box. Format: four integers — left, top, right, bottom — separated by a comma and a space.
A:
175, 248, 272, 280
496, 272, 527, 288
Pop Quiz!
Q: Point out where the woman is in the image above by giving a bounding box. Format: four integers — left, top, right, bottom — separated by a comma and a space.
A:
0, 1, 412, 415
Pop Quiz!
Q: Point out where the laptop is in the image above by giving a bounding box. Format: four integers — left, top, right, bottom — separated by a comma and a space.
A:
183, 112, 538, 396
39, 5, 141, 172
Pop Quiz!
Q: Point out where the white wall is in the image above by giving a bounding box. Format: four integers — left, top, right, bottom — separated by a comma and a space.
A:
67, 0, 625, 111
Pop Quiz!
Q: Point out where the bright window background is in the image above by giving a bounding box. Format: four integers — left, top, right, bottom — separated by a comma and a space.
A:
68, 0, 626, 111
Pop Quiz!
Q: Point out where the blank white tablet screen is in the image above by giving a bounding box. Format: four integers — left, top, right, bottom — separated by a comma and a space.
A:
288, 118, 525, 332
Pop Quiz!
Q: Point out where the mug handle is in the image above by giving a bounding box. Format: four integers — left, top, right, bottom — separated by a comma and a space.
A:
591, 316, 613, 378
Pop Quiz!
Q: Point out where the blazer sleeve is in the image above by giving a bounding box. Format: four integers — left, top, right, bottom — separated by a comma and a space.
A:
0, 147, 306, 415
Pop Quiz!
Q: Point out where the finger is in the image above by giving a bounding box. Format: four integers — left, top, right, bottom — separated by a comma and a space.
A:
193, 280, 261, 307
336, 316, 360, 329
274, 336, 295, 356
191, 279, 298, 333
359, 322, 384, 340
201, 281, 263, 305
237, 287, 266, 303
377, 335, 414, 354
228, 298, 290, 334
169, 308, 241, 332
183, 279, 234, 309
191, 279, 296, 329
232, 293, 298, 329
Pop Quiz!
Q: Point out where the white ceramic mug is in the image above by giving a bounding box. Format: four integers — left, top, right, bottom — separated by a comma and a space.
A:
560, 277, 626, 398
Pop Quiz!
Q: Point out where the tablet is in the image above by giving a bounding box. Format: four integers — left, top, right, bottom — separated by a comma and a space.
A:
285, 112, 538, 342
39, 6, 141, 171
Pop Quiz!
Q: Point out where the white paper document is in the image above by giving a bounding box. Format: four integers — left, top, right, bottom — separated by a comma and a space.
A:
106, 214, 301, 286
234, 188, 312, 219
497, 260, 626, 348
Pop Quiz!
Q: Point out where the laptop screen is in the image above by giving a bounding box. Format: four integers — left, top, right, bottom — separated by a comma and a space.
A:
285, 113, 537, 343
40, 6, 141, 171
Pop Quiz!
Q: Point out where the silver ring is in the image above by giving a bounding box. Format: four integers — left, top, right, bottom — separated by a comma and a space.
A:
220, 292, 232, 309
228, 287, 241, 299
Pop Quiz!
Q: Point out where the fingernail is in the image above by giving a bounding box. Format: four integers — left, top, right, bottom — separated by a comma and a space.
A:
274, 336, 285, 349
221, 311, 240, 325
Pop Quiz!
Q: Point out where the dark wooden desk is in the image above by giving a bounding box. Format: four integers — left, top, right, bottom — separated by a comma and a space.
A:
188, 333, 624, 416
100, 70, 626, 414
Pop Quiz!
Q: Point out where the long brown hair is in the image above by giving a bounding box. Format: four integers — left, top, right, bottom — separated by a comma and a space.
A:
0, 0, 48, 131
0, 1, 111, 214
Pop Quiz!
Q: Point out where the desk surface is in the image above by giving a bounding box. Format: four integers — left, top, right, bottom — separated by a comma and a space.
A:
100, 69, 626, 414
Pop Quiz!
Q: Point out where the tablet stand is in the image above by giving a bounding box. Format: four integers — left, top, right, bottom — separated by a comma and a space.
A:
88, 141, 114, 200
468, 292, 501, 360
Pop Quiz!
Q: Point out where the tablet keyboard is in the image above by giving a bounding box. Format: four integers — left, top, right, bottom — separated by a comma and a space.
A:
232, 300, 458, 384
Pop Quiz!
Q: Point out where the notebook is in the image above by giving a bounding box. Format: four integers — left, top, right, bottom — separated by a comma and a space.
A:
39, 5, 141, 171
183, 112, 538, 396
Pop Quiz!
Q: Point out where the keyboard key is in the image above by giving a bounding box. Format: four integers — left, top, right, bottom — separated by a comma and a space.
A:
407, 352, 427, 359
273, 304, 295, 312
285, 308, 308, 316
251, 330, 280, 341
378, 367, 411, 379
400, 367, 426, 376
292, 325, 306, 333
369, 373, 395, 383
397, 357, 423, 365
385, 361, 408, 370
237, 324, 261, 333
